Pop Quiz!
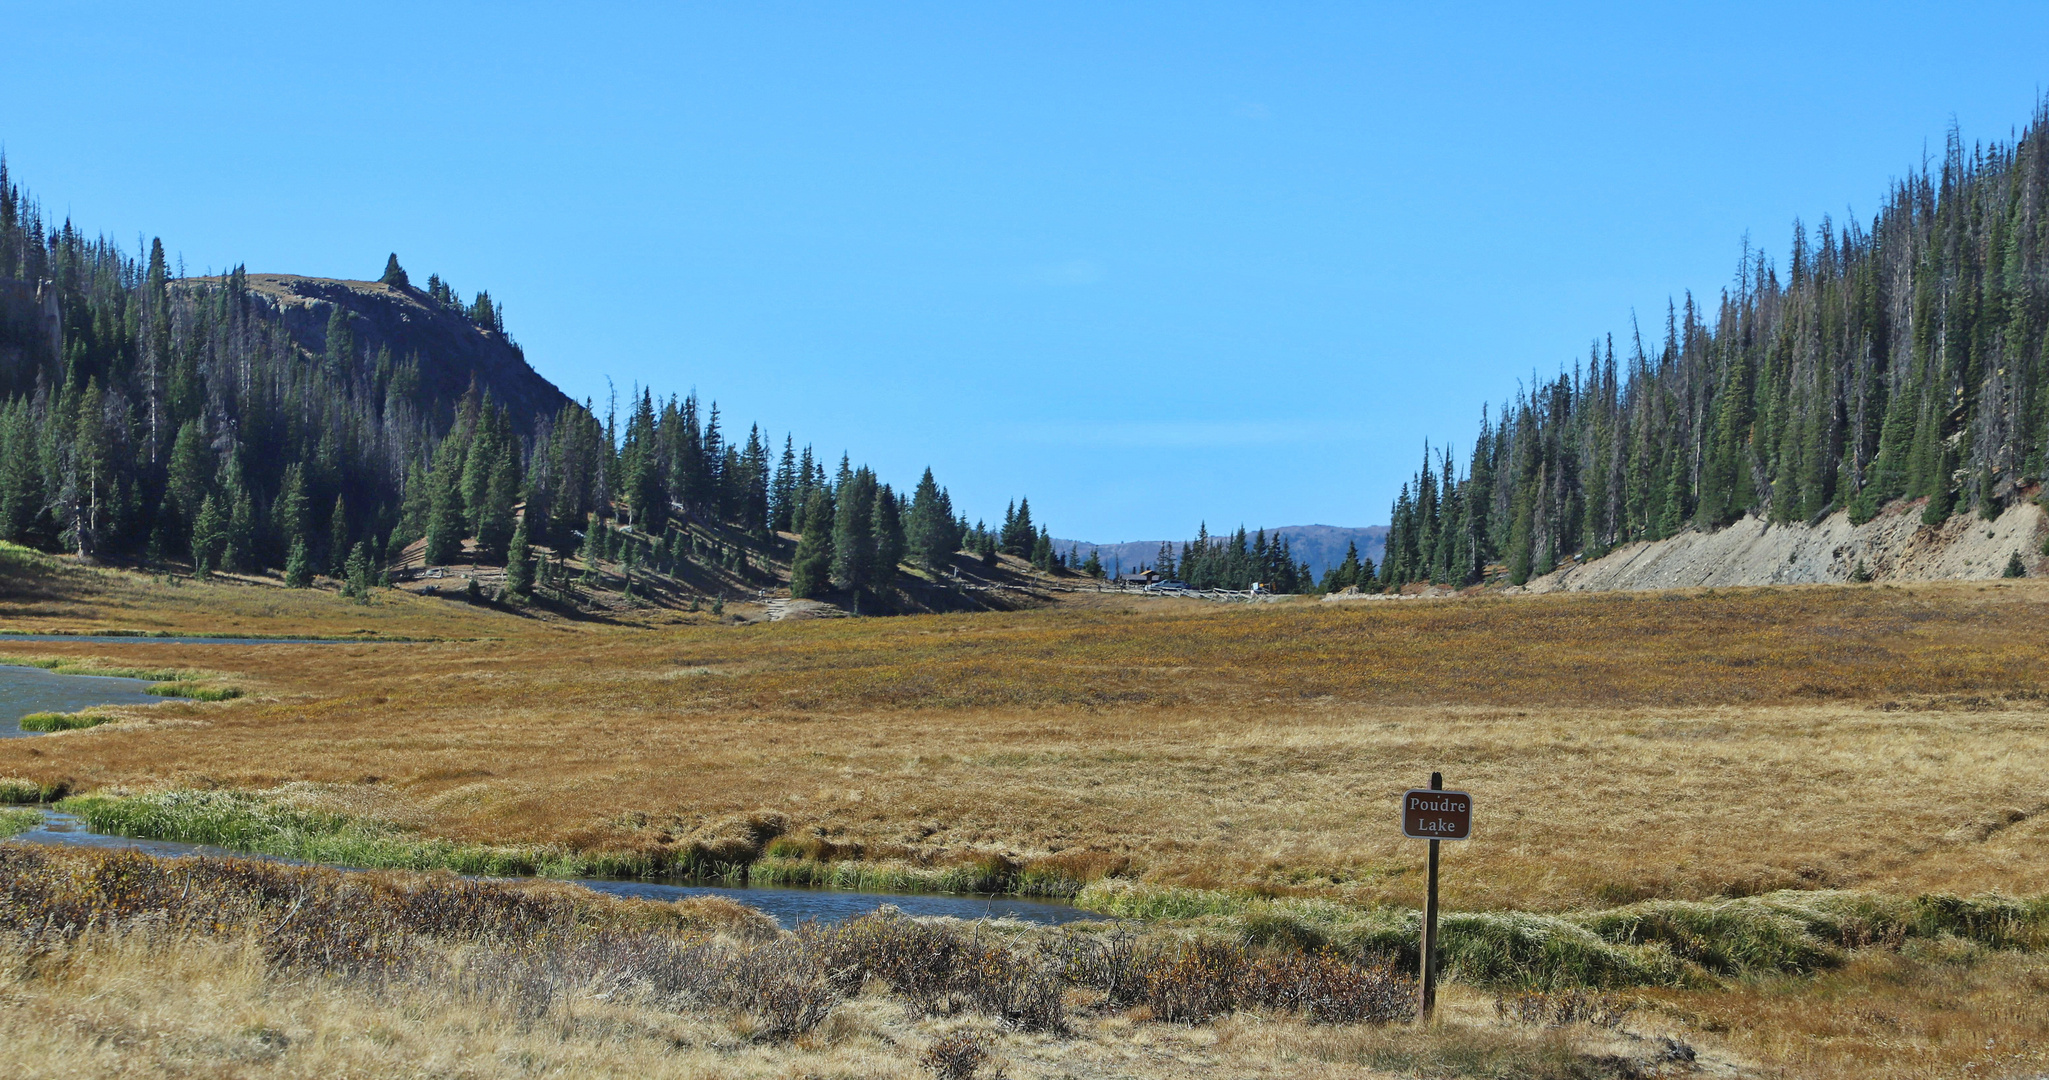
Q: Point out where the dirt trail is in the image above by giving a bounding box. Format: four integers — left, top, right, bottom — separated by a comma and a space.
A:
1521, 500, 2045, 593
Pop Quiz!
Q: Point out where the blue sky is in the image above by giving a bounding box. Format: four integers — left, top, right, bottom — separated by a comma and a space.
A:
4, 3, 2047, 541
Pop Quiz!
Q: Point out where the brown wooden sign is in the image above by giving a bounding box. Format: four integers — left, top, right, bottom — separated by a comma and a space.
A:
1402, 788, 1473, 840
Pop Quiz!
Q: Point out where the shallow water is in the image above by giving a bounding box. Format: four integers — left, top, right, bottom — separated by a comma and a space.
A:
0, 665, 162, 737
7, 810, 1095, 927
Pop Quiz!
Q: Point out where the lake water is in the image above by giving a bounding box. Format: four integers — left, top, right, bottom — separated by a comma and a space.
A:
7, 810, 1096, 927
0, 665, 162, 737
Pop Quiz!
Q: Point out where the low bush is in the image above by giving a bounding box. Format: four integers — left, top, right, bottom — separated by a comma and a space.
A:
1494, 988, 1635, 1028
811, 909, 1066, 1031
1073, 936, 1415, 1024
919, 1031, 993, 1080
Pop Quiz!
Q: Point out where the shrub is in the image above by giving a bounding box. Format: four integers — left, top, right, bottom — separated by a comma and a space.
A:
920, 1031, 992, 1080
1494, 988, 1635, 1027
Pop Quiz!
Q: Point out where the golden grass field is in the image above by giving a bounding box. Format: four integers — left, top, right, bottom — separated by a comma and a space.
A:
4, 544, 2049, 1077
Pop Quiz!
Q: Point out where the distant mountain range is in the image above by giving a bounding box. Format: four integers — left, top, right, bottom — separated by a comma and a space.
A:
1054, 525, 1388, 580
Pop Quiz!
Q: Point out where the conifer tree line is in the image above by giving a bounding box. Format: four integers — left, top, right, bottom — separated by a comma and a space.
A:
1162, 525, 1315, 592
1378, 112, 2049, 589
0, 159, 1047, 596
1078, 525, 1317, 593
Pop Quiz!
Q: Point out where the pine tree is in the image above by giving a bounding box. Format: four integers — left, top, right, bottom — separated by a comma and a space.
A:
461, 403, 500, 533
284, 536, 313, 588
1922, 442, 1956, 525
831, 467, 878, 593
344, 542, 372, 602
191, 493, 226, 579
477, 433, 519, 560
379, 253, 409, 288
505, 512, 534, 598
770, 436, 799, 533
395, 460, 430, 548
322, 306, 356, 382
272, 463, 310, 565
905, 467, 959, 571
1081, 548, 1104, 578
424, 437, 468, 566
67, 377, 113, 558
217, 452, 255, 573
872, 483, 905, 583
0, 401, 46, 543
1001, 497, 1036, 556
164, 419, 211, 537
789, 489, 834, 598
328, 496, 350, 576
225, 484, 256, 573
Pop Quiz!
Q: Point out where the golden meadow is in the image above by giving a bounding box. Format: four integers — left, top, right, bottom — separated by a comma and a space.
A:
3, 547, 2048, 1076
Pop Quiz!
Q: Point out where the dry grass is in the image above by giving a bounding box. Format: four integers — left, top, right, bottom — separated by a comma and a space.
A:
0, 933, 1696, 1080
4, 572, 2048, 910
1644, 945, 2049, 1078
0, 844, 1665, 1080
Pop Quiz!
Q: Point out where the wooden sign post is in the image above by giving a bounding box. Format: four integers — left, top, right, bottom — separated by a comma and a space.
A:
1402, 773, 1471, 1022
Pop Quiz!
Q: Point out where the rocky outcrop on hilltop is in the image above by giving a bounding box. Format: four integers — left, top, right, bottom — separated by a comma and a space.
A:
193, 273, 571, 430
1519, 500, 2046, 593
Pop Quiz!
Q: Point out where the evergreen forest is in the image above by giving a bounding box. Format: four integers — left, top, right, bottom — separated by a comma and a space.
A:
0, 160, 1047, 604
1375, 113, 2049, 590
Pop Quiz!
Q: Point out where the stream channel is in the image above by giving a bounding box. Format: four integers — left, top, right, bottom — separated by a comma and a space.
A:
0, 663, 1093, 927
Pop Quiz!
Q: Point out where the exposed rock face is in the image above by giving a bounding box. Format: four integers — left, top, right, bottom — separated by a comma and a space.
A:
1521, 501, 2046, 593
206, 274, 571, 430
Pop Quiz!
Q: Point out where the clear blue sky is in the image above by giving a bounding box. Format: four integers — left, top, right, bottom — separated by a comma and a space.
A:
4, 4, 2046, 541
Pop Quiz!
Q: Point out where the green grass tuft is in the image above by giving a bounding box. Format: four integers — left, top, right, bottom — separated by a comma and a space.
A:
144, 682, 242, 701
0, 806, 42, 838
0, 653, 193, 681
1078, 881, 2049, 990
747, 855, 1008, 894
59, 789, 649, 879
17, 712, 113, 732
0, 777, 69, 803
1576, 897, 1843, 975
